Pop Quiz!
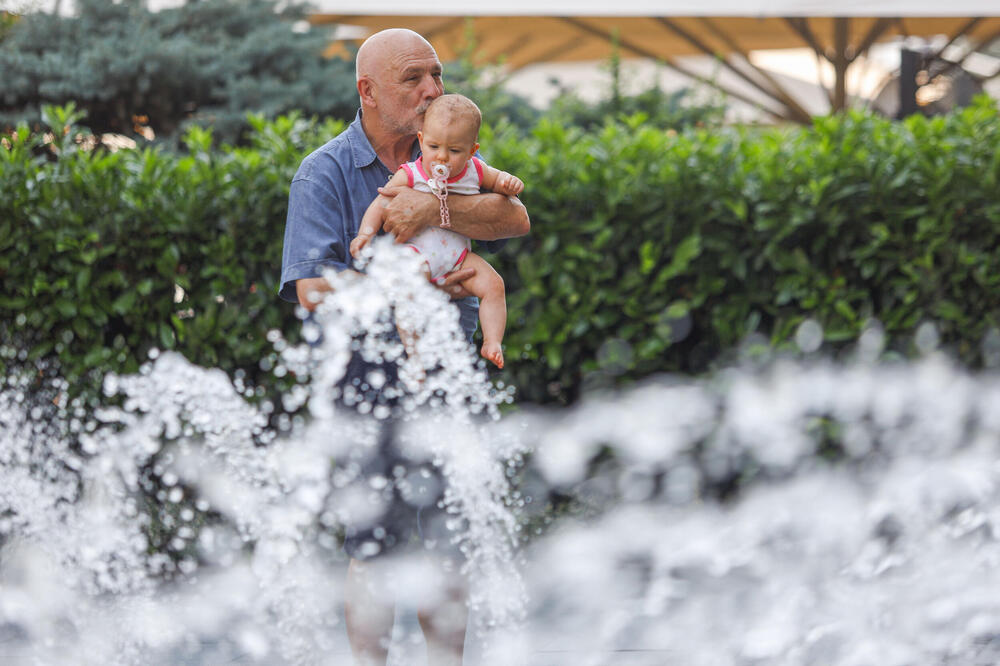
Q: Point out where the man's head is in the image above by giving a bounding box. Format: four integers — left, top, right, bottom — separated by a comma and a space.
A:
417, 94, 482, 177
356, 29, 444, 137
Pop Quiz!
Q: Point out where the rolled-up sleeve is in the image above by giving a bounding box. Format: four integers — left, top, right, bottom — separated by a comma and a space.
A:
279, 176, 350, 303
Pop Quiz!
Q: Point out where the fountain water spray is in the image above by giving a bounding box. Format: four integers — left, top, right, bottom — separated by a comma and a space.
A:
3, 240, 1000, 664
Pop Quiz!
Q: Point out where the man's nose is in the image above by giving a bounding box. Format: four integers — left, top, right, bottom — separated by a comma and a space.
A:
419, 73, 442, 100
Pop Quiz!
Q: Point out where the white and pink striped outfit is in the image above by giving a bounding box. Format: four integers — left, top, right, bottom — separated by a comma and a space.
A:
399, 156, 485, 283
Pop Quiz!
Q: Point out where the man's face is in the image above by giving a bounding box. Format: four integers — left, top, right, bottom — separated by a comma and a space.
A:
418, 113, 478, 177
376, 42, 444, 136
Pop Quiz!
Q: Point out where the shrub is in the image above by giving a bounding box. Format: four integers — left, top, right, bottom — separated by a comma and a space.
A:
0, 104, 343, 407
3, 98, 999, 408
486, 96, 1000, 402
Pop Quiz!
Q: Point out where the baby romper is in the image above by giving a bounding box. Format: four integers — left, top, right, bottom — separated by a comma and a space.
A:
398, 156, 485, 284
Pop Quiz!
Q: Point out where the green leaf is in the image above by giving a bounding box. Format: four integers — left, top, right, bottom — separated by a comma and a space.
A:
76, 267, 92, 293
834, 300, 856, 323
668, 234, 701, 277
665, 301, 690, 319
83, 346, 106, 367
159, 323, 176, 349
0, 297, 29, 309
935, 300, 964, 322
544, 343, 562, 370
639, 241, 657, 275
112, 290, 137, 315
55, 300, 77, 318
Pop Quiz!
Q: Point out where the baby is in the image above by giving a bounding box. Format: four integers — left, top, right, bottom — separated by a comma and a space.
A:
350, 94, 523, 369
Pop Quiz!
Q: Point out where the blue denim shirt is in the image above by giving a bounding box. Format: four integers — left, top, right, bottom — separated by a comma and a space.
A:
280, 110, 499, 342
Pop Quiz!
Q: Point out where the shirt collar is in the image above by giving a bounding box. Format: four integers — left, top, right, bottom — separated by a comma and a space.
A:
346, 109, 421, 170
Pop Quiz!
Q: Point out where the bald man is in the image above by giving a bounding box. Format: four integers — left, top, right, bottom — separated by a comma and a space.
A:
278, 29, 529, 666
281, 28, 529, 312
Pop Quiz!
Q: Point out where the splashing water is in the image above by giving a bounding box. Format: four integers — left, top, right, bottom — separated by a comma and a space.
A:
3, 240, 1000, 664
511, 358, 1000, 665
1, 240, 524, 665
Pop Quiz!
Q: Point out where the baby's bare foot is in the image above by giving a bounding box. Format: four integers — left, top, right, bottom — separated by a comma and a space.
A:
481, 342, 504, 369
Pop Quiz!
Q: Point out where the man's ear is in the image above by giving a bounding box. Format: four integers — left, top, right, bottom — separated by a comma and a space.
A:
358, 77, 375, 106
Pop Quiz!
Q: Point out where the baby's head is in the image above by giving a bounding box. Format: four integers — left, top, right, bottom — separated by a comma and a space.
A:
418, 94, 482, 177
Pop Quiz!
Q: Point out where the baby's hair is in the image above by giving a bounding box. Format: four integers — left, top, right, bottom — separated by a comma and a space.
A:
425, 94, 482, 141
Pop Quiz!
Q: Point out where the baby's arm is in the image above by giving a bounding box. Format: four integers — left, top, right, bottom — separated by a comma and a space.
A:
479, 162, 524, 197
350, 169, 409, 258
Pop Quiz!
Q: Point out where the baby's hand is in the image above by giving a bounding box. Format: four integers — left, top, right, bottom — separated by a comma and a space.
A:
495, 171, 524, 196
349, 235, 369, 259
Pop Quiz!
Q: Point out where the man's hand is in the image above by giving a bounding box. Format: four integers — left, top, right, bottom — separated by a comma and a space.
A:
435, 266, 476, 299
349, 235, 370, 259
378, 183, 437, 244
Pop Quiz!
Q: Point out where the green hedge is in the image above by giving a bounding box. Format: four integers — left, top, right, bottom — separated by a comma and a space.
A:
1, 104, 342, 405
486, 98, 1000, 402
3, 99, 1000, 407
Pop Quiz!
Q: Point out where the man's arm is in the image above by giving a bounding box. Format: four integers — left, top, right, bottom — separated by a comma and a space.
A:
350, 170, 409, 258
295, 277, 335, 312
280, 172, 357, 310
377, 186, 530, 244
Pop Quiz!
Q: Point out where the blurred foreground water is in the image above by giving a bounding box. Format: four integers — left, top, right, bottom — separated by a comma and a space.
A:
3, 242, 1000, 665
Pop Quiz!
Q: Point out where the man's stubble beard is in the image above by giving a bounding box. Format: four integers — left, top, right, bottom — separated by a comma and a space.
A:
388, 101, 431, 138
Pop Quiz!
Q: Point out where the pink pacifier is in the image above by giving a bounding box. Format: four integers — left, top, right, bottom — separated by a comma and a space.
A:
430, 163, 450, 185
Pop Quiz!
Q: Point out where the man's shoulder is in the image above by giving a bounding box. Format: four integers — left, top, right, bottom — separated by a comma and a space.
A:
294, 133, 354, 183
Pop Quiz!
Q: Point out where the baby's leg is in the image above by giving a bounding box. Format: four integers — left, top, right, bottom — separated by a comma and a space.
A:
457, 252, 506, 369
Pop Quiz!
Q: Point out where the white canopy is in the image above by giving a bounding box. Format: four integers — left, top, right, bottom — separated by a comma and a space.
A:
30, 0, 1000, 121
311, 6, 1000, 121
310, 1, 1000, 17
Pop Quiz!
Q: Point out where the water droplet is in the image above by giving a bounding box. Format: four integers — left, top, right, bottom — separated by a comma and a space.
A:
367, 370, 386, 389
915, 321, 940, 354
857, 319, 885, 361
596, 338, 634, 375
102, 374, 120, 396
982, 328, 1000, 368
795, 319, 823, 353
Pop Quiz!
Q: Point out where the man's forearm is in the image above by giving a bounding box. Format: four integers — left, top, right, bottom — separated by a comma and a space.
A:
444, 192, 530, 241
379, 186, 530, 244
296, 277, 333, 312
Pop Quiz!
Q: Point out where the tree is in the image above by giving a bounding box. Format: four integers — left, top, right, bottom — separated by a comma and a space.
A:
1, 11, 18, 41
0, 0, 357, 143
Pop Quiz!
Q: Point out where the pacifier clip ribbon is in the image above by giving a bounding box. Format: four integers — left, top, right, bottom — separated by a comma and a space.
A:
428, 163, 452, 229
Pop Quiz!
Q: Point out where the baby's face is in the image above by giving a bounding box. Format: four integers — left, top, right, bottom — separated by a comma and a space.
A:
418, 113, 478, 178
